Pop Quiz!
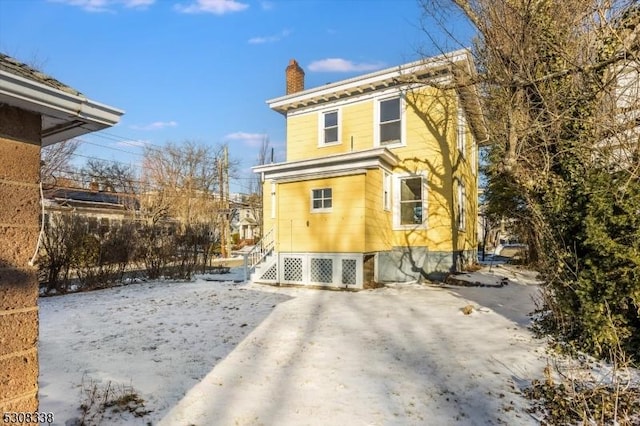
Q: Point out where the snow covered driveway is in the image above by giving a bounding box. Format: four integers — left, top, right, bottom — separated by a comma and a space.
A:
39, 278, 546, 425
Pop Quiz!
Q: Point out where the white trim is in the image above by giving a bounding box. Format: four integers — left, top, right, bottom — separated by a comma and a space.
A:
310, 187, 333, 213
392, 171, 428, 230
285, 85, 421, 118
457, 103, 467, 156
382, 169, 392, 211
253, 147, 399, 181
268, 49, 471, 113
0, 70, 123, 146
275, 169, 366, 184
456, 178, 466, 231
270, 181, 276, 219
318, 108, 341, 146
374, 94, 406, 148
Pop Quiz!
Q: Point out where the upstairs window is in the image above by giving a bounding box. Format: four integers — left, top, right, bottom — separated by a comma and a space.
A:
321, 110, 339, 145
379, 97, 402, 145
311, 188, 332, 212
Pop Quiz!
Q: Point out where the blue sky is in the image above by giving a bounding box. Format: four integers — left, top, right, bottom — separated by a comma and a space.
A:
0, 0, 473, 193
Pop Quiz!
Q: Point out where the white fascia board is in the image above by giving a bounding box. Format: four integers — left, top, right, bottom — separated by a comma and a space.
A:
253, 147, 399, 181
0, 70, 124, 145
267, 49, 471, 113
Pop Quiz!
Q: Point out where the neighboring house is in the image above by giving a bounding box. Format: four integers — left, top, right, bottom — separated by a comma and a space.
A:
231, 203, 259, 242
44, 183, 139, 231
0, 53, 122, 411
252, 50, 486, 289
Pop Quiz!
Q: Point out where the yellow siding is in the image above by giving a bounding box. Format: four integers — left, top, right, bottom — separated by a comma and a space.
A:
286, 101, 375, 161
286, 114, 317, 161
272, 84, 478, 257
364, 169, 392, 252
276, 174, 366, 253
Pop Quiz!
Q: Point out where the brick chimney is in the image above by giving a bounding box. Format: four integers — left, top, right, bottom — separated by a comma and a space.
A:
286, 59, 305, 94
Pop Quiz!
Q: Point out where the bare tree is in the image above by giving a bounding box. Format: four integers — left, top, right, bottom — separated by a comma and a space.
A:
419, 0, 640, 357
247, 135, 271, 240
82, 159, 139, 210
141, 141, 225, 226
40, 139, 80, 188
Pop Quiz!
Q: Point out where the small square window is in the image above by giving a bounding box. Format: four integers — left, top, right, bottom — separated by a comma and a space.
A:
312, 188, 332, 212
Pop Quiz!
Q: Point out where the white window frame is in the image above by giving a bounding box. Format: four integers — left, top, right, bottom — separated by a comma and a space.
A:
382, 170, 392, 211
457, 180, 466, 231
471, 135, 477, 176
392, 172, 428, 230
270, 181, 276, 219
457, 105, 466, 156
374, 95, 406, 148
311, 187, 333, 213
318, 108, 341, 146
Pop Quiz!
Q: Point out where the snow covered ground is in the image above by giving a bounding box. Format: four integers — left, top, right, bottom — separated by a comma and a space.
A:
39, 267, 547, 425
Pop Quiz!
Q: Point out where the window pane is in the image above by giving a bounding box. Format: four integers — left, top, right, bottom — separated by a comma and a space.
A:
380, 121, 401, 144
313, 199, 322, 209
401, 177, 422, 201
324, 199, 332, 208
380, 98, 400, 122
401, 202, 422, 224
312, 189, 322, 199
324, 111, 338, 127
325, 127, 338, 143
323, 188, 332, 198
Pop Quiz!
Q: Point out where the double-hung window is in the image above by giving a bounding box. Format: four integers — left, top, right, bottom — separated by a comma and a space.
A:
379, 97, 402, 145
311, 188, 332, 212
393, 174, 426, 228
322, 110, 339, 144
457, 181, 466, 230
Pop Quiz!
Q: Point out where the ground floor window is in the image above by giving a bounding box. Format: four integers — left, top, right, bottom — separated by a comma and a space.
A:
394, 174, 427, 228
311, 188, 332, 212
457, 180, 466, 230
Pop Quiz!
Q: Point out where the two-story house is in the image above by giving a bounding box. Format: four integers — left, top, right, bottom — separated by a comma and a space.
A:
252, 50, 485, 289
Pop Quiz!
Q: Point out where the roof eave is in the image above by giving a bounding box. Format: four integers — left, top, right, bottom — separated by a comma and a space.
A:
0, 70, 124, 146
266, 49, 472, 114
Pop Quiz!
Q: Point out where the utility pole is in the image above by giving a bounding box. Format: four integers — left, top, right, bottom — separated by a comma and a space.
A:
219, 145, 231, 258
223, 145, 231, 258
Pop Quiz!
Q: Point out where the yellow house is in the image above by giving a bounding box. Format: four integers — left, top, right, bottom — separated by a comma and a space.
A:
252, 50, 485, 289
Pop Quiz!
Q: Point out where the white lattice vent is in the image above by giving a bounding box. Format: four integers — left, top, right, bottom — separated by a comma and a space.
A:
341, 259, 357, 285
260, 263, 277, 281
310, 258, 333, 283
283, 257, 303, 282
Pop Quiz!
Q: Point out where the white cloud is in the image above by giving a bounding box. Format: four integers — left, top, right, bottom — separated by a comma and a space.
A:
130, 121, 178, 131
248, 29, 291, 44
115, 139, 149, 148
50, 0, 154, 12
260, 1, 273, 10
175, 0, 248, 14
307, 58, 385, 73
224, 132, 268, 147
